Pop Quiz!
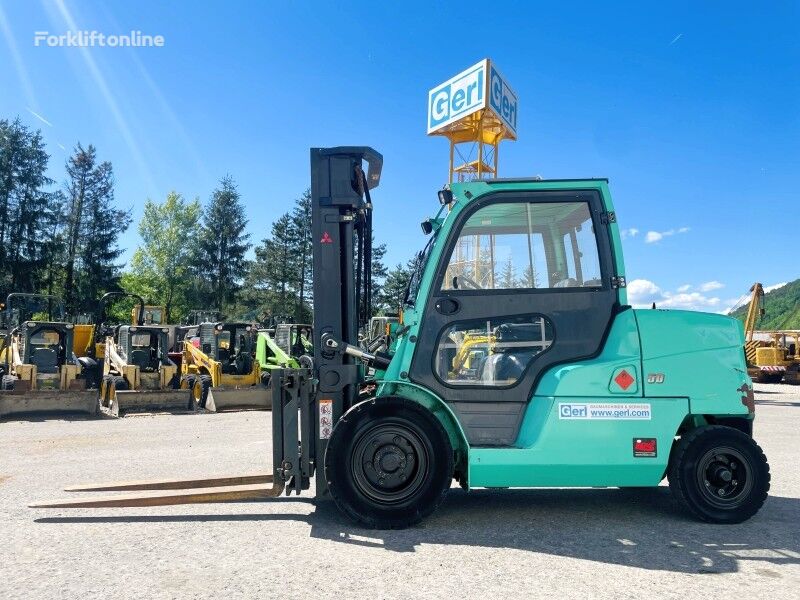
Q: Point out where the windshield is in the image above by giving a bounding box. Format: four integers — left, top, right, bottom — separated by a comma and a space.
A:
403, 235, 435, 307
7, 295, 66, 325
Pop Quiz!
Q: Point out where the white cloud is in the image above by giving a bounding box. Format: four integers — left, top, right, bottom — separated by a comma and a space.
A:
764, 282, 787, 294
627, 278, 723, 312
644, 227, 690, 244
620, 228, 639, 239
699, 280, 724, 292
645, 231, 663, 243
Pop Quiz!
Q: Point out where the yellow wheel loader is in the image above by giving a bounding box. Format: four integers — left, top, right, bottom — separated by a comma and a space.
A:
181, 322, 266, 411
0, 293, 97, 419
100, 323, 193, 416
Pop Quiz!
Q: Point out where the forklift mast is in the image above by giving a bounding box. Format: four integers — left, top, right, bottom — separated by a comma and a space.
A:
309, 146, 382, 496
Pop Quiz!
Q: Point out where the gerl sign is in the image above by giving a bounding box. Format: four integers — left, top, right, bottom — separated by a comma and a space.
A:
427, 59, 517, 138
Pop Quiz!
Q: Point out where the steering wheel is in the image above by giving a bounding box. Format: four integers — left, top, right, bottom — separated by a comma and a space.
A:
453, 275, 482, 290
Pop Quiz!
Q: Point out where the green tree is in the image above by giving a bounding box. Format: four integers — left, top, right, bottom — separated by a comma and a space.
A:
247, 213, 298, 320
0, 118, 56, 297
197, 176, 250, 311
61, 144, 129, 313
288, 189, 312, 321
377, 261, 413, 314
124, 191, 201, 322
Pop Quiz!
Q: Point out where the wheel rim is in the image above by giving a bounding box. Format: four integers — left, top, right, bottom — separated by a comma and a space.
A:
696, 445, 754, 508
350, 422, 429, 506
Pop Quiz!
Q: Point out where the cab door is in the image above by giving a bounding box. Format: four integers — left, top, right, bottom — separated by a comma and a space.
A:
408, 189, 620, 446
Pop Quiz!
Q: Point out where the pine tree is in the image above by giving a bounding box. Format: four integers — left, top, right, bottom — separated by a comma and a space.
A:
61, 144, 129, 314
197, 176, 250, 311
377, 261, 413, 314
288, 189, 312, 321
248, 213, 298, 320
0, 118, 55, 297
499, 256, 516, 289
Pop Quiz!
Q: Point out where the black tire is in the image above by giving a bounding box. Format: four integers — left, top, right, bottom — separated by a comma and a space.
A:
111, 376, 129, 392
181, 374, 198, 410
668, 425, 770, 524
1, 375, 16, 391
195, 374, 212, 409
324, 396, 453, 529
181, 374, 197, 391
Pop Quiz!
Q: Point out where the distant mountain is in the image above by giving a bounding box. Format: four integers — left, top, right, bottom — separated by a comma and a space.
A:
731, 279, 800, 330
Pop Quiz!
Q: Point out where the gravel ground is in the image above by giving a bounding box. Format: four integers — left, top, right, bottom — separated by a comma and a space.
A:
2, 384, 799, 599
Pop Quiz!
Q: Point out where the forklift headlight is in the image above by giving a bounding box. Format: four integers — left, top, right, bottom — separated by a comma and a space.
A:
162, 328, 169, 333
246, 326, 251, 332
130, 327, 138, 332
65, 323, 73, 329
216, 324, 223, 331
421, 220, 433, 235
26, 321, 34, 327
438, 189, 453, 205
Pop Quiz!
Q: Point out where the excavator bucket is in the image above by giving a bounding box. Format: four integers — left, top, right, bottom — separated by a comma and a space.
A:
204, 386, 271, 412
0, 389, 99, 420
109, 389, 194, 417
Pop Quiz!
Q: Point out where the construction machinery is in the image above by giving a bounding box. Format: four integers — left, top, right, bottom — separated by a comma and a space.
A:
99, 322, 192, 417
741, 282, 800, 383
34, 147, 770, 527
181, 321, 265, 411
257, 323, 313, 386
362, 315, 399, 353
1, 293, 97, 418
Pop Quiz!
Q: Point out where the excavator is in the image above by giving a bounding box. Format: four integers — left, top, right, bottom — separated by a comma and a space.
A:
741, 282, 800, 383
33, 147, 770, 527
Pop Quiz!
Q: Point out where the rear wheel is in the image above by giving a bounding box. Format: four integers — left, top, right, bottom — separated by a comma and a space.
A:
325, 397, 453, 529
669, 425, 770, 523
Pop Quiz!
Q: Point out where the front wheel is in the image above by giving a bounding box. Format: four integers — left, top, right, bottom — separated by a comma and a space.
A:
669, 425, 770, 523
324, 397, 453, 529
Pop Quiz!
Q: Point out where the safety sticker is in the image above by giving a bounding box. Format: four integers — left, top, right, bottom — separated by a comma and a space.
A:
558, 402, 652, 420
319, 398, 334, 439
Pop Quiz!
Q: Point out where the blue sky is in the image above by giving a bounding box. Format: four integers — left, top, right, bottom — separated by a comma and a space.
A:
1, 1, 797, 312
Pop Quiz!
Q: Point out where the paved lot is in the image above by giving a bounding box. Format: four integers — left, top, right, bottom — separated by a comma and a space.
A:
2, 384, 799, 599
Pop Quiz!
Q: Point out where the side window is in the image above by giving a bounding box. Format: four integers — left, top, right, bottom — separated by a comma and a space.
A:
435, 315, 554, 386
441, 201, 603, 290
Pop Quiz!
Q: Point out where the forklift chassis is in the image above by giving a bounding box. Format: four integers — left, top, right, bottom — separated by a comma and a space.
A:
33, 147, 770, 527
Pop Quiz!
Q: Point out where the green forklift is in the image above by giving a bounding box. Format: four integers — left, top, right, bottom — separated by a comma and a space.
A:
34, 147, 769, 528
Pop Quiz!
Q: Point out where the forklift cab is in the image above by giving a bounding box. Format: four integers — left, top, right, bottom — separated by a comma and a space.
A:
404, 188, 618, 445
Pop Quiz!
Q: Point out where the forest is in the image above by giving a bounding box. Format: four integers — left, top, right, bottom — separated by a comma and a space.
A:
0, 117, 414, 324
